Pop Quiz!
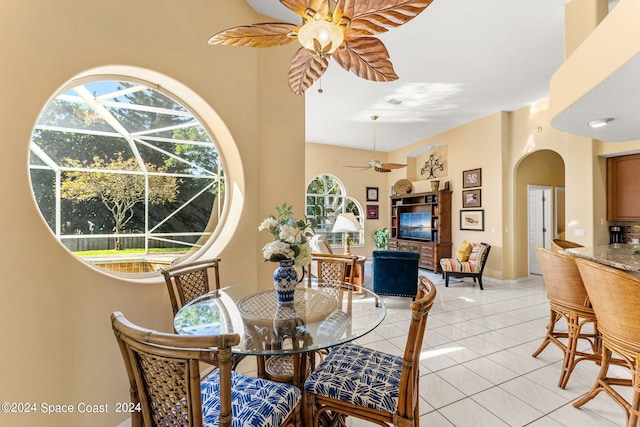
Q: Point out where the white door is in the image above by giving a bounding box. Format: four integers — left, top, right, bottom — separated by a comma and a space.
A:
528, 186, 553, 275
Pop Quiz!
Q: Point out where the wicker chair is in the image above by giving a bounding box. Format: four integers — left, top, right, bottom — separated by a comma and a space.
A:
308, 253, 356, 316
550, 239, 583, 253
307, 253, 356, 286
161, 258, 221, 317
160, 258, 246, 370
574, 258, 640, 426
303, 276, 437, 427
111, 312, 302, 427
531, 248, 600, 388
265, 254, 357, 384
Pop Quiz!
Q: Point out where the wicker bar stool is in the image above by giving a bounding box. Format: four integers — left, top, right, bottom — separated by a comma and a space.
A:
531, 248, 601, 388
550, 239, 583, 253
574, 258, 640, 427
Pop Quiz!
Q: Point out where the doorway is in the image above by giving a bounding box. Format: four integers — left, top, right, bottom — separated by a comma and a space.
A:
528, 185, 553, 275
515, 150, 565, 279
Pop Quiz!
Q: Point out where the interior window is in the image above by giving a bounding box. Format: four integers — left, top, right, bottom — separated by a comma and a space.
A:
305, 174, 363, 247
29, 78, 226, 274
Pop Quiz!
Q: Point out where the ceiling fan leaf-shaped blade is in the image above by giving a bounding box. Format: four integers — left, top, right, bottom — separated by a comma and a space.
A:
380, 163, 407, 169
288, 48, 329, 95
374, 166, 392, 173
333, 0, 356, 22
208, 23, 299, 48
334, 37, 399, 82
349, 0, 434, 36
281, 0, 330, 18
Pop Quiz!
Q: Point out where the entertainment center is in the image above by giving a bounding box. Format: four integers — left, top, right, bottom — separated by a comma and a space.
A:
387, 190, 452, 273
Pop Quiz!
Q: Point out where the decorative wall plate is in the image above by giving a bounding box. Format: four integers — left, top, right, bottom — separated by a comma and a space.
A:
394, 179, 412, 195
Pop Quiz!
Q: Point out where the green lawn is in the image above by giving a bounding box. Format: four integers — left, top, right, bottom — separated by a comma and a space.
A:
75, 248, 192, 257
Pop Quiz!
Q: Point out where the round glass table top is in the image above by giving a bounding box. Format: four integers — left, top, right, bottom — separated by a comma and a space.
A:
174, 281, 387, 356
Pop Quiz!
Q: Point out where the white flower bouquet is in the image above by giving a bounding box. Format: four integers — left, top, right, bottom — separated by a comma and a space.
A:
259, 203, 317, 267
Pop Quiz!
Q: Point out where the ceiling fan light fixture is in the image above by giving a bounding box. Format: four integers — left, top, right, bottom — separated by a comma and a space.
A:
207, 0, 433, 95
297, 19, 344, 56
588, 117, 614, 128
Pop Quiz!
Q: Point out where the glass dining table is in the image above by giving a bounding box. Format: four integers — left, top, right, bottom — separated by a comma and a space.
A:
174, 280, 387, 386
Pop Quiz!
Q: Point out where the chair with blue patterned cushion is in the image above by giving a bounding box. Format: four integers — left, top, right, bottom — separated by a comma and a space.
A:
161, 258, 246, 370
266, 254, 357, 383
161, 258, 222, 317
303, 276, 436, 427
440, 242, 491, 290
111, 311, 301, 427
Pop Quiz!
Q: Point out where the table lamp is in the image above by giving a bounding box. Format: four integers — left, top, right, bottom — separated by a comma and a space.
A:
331, 213, 363, 255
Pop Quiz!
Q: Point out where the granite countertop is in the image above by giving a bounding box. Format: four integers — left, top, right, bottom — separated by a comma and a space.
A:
565, 244, 640, 273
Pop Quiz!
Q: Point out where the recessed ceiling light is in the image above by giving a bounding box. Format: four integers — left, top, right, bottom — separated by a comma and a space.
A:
587, 118, 614, 128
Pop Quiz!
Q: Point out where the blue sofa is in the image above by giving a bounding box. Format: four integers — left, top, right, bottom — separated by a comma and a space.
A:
372, 250, 420, 300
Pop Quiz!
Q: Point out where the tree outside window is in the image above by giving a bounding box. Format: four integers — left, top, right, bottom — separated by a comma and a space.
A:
29, 79, 226, 271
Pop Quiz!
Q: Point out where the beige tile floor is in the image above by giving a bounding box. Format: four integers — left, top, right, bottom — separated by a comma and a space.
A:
240, 273, 633, 426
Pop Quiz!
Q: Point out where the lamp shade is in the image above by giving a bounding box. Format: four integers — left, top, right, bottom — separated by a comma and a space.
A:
331, 213, 363, 233
297, 20, 344, 55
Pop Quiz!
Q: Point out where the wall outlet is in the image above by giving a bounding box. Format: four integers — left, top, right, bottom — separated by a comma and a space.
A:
574, 229, 585, 237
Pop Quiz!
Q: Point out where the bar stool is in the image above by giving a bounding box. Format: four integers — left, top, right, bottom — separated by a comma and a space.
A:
550, 239, 583, 253
574, 258, 640, 427
532, 248, 600, 388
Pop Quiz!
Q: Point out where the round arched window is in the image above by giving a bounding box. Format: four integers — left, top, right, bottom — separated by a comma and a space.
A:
29, 77, 226, 275
306, 174, 364, 247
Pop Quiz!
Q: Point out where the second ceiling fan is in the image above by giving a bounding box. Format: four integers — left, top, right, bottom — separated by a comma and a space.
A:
344, 115, 407, 173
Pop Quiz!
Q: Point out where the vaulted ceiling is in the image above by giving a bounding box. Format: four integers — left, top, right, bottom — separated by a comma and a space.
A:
244, 0, 622, 152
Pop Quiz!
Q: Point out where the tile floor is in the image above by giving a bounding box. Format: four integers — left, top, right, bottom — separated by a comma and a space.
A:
241, 273, 633, 426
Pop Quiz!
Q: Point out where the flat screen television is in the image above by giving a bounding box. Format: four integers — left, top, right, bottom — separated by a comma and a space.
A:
398, 212, 432, 241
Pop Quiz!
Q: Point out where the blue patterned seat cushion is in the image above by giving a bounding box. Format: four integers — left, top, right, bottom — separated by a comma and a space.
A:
317, 310, 350, 338
201, 370, 301, 426
304, 343, 402, 413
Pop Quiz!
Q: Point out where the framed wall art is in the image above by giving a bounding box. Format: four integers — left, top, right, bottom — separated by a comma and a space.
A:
460, 209, 484, 231
366, 186, 379, 202
463, 168, 482, 188
462, 189, 481, 208
366, 205, 379, 220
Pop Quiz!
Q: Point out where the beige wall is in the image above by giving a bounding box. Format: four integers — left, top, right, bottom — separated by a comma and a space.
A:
551, 0, 640, 119
0, 1, 304, 426
514, 151, 565, 278
305, 98, 640, 282
5, 1, 640, 426
374, 112, 507, 280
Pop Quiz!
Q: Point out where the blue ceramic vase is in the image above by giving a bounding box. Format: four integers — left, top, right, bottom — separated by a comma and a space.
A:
273, 259, 305, 303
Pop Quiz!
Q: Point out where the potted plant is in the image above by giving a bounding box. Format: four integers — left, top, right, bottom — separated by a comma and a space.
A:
373, 228, 390, 249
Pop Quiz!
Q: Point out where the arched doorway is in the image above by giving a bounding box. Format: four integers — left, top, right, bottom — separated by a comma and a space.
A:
515, 150, 565, 278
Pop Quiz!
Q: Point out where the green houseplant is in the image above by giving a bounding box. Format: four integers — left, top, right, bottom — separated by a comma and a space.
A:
373, 228, 390, 249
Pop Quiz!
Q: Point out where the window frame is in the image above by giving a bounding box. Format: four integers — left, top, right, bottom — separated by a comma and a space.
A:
306, 174, 364, 248
28, 72, 233, 277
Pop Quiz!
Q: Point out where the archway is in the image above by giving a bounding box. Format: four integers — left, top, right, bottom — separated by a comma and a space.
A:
514, 150, 565, 278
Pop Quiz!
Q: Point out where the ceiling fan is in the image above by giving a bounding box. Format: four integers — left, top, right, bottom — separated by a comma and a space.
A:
344, 115, 407, 173
207, 0, 434, 95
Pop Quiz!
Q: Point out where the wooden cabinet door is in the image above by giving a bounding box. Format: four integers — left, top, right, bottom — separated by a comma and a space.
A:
608, 154, 640, 220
